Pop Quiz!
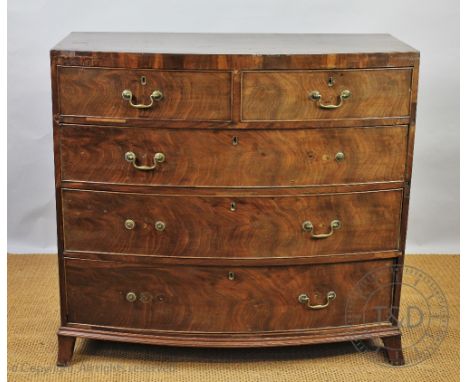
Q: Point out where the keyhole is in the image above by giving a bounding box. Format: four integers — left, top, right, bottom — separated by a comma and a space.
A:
228, 272, 235, 281
141, 76, 147, 85
230, 202, 237, 211
327, 77, 335, 87
232, 136, 239, 146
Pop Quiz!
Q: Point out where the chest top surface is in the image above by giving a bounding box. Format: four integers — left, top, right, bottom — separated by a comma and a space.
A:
52, 32, 418, 55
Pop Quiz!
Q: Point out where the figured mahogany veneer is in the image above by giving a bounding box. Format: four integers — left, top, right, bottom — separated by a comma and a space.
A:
61, 125, 408, 187
58, 67, 232, 122
62, 188, 403, 257
64, 257, 393, 332
242, 69, 412, 121
51, 33, 419, 367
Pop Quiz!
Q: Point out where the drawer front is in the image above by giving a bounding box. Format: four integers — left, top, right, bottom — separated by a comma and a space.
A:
58, 67, 232, 121
241, 69, 412, 121
64, 258, 394, 332
61, 125, 408, 186
62, 189, 402, 257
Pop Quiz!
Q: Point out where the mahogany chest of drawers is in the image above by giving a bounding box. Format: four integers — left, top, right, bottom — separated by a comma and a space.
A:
50, 33, 419, 366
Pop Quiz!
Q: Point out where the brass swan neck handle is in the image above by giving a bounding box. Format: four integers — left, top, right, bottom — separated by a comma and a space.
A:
122, 89, 164, 109
309, 89, 351, 109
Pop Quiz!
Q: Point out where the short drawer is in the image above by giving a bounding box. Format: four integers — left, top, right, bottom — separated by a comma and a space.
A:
58, 67, 232, 122
62, 189, 402, 257
61, 125, 408, 186
64, 258, 394, 332
241, 69, 412, 121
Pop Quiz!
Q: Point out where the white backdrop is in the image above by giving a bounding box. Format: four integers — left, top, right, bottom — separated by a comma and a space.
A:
7, 0, 459, 253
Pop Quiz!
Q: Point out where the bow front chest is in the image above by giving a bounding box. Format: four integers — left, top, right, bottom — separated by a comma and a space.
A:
50, 33, 419, 366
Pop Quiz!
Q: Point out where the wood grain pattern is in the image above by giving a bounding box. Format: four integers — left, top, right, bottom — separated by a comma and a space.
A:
392, 61, 420, 326
50, 54, 69, 328
59, 181, 407, 196
53, 51, 419, 72
64, 257, 394, 332
63, 251, 401, 267
60, 125, 408, 187
56, 335, 76, 366
58, 323, 401, 348
242, 69, 412, 121
382, 334, 405, 365
51, 33, 419, 71
58, 67, 232, 121
59, 116, 411, 130
53, 33, 418, 55
62, 189, 403, 257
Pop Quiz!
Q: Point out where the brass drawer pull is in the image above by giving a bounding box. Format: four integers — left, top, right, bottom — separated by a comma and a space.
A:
302, 219, 341, 239
309, 89, 351, 109
124, 219, 136, 230
125, 151, 165, 171
126, 292, 137, 302
121, 89, 163, 109
155, 221, 166, 232
298, 291, 336, 310
335, 152, 345, 162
